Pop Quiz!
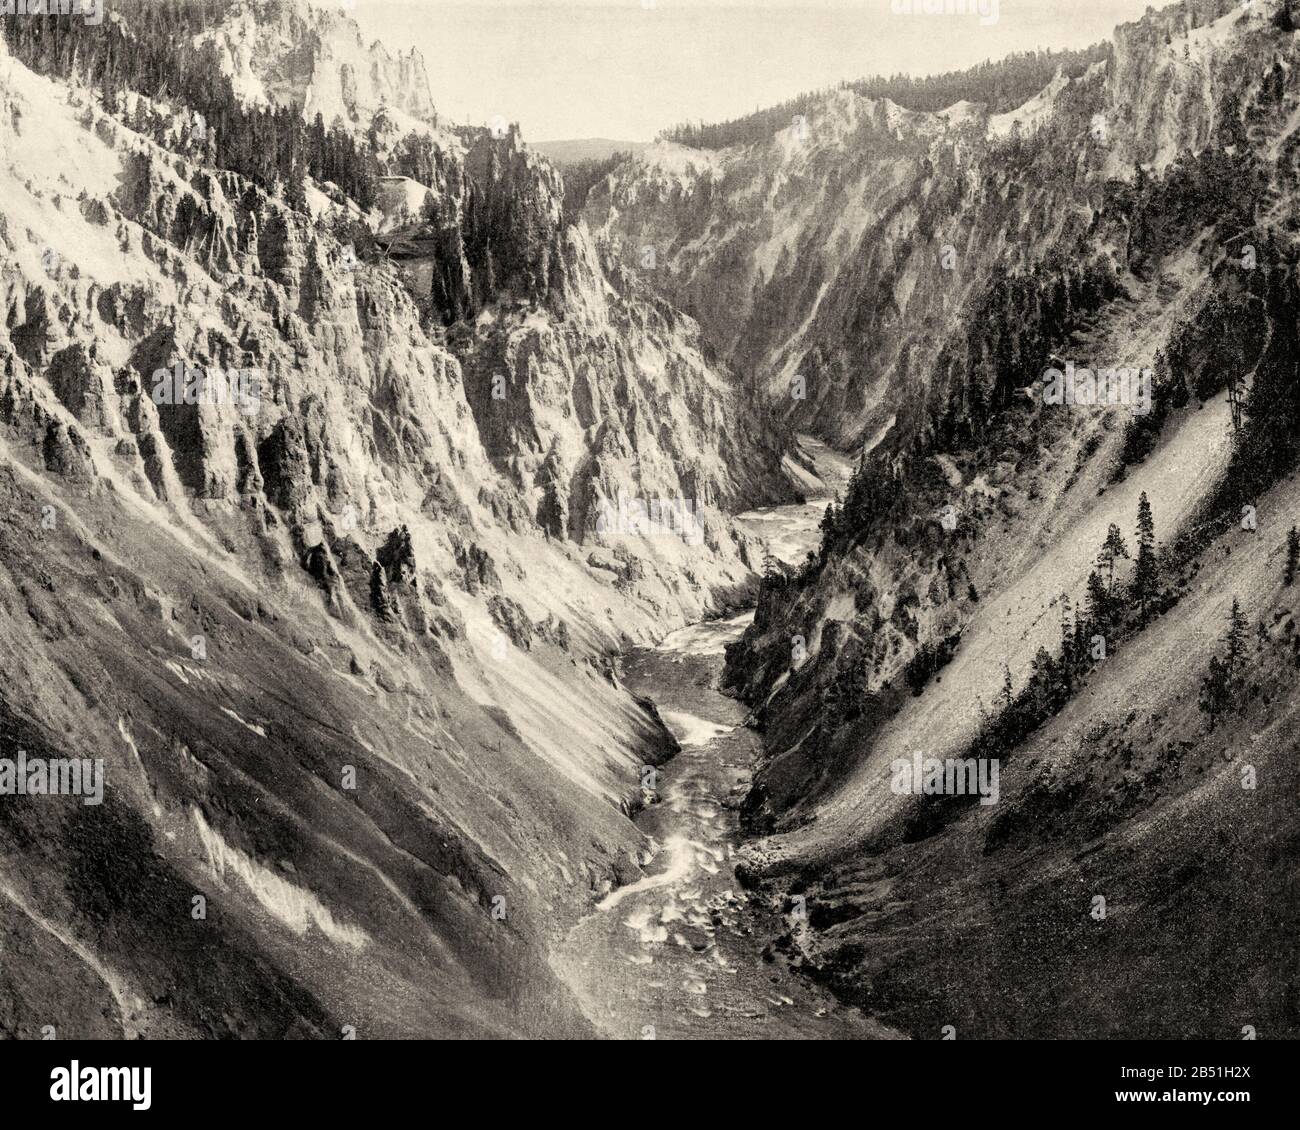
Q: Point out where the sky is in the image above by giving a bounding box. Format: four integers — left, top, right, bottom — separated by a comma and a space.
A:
338, 0, 1170, 142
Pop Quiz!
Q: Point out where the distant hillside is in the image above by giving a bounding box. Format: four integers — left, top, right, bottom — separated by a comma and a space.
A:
660, 44, 1111, 151
533, 138, 651, 166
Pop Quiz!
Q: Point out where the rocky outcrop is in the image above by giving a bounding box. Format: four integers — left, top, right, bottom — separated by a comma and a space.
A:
192, 0, 440, 126
708, 0, 1300, 1038
585, 0, 1251, 451
0, 9, 786, 1040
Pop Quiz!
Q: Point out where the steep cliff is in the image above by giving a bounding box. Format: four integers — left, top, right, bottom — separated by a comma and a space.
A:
585, 0, 1259, 451
192, 0, 440, 126
602, 0, 1300, 1037
0, 1, 790, 1038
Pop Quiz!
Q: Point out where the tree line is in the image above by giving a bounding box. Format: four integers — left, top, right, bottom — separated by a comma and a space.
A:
660, 45, 1109, 151
2, 0, 380, 209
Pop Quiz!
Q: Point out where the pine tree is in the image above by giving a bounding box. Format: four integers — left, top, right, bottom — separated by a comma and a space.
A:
1199, 598, 1250, 729
1286, 526, 1299, 586
1236, 239, 1300, 498
1058, 593, 1074, 682
286, 160, 308, 213
1084, 569, 1110, 630
1133, 492, 1159, 617
100, 67, 119, 115
1030, 646, 1059, 714
1199, 655, 1230, 729
818, 496, 840, 559
1098, 523, 1130, 593
1224, 597, 1248, 679
1073, 612, 1090, 668
1135, 490, 1155, 546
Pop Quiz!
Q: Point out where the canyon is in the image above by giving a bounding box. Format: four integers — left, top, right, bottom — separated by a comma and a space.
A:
0, 0, 1297, 1040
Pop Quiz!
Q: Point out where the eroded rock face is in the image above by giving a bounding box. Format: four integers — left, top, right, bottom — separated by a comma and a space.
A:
585, 1, 1248, 450
0, 8, 791, 1040
41, 419, 95, 483
702, 0, 1300, 1039
192, 0, 440, 126
703, 0, 1264, 823
47, 344, 112, 429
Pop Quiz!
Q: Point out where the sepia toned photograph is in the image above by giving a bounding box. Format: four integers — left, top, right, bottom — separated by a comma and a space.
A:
0, 0, 1296, 1102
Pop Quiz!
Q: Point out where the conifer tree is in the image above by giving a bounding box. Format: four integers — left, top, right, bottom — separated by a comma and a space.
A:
1073, 612, 1089, 663
1058, 593, 1074, 682
818, 496, 840, 560
1199, 656, 1230, 729
1030, 646, 1059, 714
1133, 492, 1159, 617
1084, 569, 1110, 629
1224, 597, 1248, 679
1200, 597, 1249, 728
1098, 523, 1130, 593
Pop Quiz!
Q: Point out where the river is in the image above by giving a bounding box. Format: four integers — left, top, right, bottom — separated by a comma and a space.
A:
552, 438, 898, 1039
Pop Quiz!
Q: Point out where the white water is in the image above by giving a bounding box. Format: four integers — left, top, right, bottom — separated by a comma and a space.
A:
550, 438, 895, 1038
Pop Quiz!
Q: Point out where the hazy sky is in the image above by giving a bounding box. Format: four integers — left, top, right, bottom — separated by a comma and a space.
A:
338, 0, 1168, 142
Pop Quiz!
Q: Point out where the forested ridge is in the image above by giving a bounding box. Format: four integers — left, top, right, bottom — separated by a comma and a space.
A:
1, 0, 380, 209
660, 45, 1110, 151
1, 1, 575, 327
